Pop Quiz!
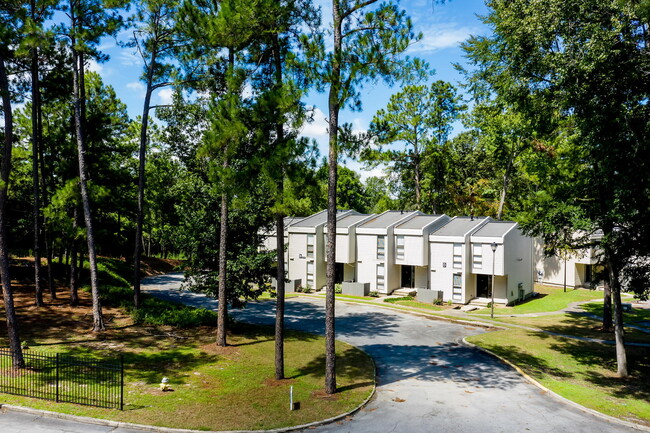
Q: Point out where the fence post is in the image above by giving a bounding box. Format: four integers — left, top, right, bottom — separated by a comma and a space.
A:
120, 355, 124, 410
55, 353, 59, 403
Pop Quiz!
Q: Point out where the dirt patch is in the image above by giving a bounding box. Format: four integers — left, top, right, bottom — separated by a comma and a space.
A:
311, 390, 340, 401
199, 342, 239, 357
140, 257, 184, 277
264, 377, 296, 387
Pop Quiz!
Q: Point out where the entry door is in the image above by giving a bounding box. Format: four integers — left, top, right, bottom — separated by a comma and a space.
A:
476, 274, 492, 298
401, 265, 415, 288
335, 263, 344, 284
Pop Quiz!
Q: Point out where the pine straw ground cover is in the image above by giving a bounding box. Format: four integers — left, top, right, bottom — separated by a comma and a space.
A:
0, 258, 374, 431
466, 328, 650, 426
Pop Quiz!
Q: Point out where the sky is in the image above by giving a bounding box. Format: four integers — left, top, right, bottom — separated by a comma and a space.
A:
94, 0, 491, 180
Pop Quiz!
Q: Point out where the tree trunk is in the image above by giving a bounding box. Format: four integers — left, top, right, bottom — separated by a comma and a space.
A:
0, 52, 25, 368
71, 24, 104, 331
133, 46, 157, 310
69, 207, 79, 306
30, 23, 44, 307
274, 212, 285, 380
604, 245, 628, 378
216, 190, 228, 347
413, 131, 421, 210
216, 48, 235, 348
602, 273, 613, 330
324, 0, 342, 395
273, 34, 286, 381
497, 156, 512, 220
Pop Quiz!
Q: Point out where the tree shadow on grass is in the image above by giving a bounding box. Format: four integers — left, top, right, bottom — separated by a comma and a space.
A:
548, 338, 650, 402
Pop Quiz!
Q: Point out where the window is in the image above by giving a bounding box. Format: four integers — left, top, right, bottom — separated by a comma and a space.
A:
377, 263, 385, 291
306, 262, 314, 287
472, 244, 483, 269
453, 243, 462, 269
453, 273, 462, 301
306, 234, 314, 258
396, 236, 405, 260
377, 236, 385, 260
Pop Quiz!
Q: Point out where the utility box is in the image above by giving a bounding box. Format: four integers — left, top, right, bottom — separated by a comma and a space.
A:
271, 278, 301, 293
417, 289, 443, 304
342, 281, 370, 296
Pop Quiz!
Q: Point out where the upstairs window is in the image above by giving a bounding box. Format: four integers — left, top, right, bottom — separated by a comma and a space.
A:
453, 243, 462, 269
473, 244, 483, 269
377, 236, 385, 260
307, 234, 314, 258
396, 236, 405, 260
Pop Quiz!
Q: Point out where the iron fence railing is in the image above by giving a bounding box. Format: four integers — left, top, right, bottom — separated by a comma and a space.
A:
0, 348, 123, 410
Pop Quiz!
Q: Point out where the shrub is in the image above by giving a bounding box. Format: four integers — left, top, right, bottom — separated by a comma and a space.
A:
369, 290, 379, 298
433, 298, 443, 305
335, 284, 342, 294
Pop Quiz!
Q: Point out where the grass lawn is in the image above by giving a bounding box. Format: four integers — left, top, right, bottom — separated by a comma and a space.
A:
490, 314, 650, 344
383, 297, 444, 311
335, 293, 375, 301
467, 328, 650, 426
468, 285, 605, 315
0, 257, 374, 430
581, 303, 650, 326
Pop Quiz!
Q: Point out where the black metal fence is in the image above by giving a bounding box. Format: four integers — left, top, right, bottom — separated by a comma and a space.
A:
0, 349, 124, 410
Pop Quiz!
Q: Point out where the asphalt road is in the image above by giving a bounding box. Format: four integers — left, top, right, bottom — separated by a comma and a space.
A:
0, 273, 640, 433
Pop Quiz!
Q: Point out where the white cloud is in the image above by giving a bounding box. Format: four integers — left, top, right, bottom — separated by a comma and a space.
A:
157, 87, 174, 105
301, 107, 329, 139
127, 81, 144, 91
86, 59, 104, 74
409, 23, 479, 53
120, 50, 142, 67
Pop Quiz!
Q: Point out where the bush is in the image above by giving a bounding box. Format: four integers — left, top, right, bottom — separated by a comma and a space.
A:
383, 296, 414, 304
433, 298, 443, 305
303, 285, 313, 293
369, 290, 379, 298
335, 284, 342, 294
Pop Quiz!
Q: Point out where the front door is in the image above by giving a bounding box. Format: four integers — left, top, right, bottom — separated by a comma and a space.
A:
476, 274, 492, 298
401, 265, 415, 288
335, 263, 344, 284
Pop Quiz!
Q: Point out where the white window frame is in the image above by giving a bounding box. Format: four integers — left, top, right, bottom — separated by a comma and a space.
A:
377, 235, 385, 260
306, 234, 314, 258
377, 263, 385, 290
453, 243, 462, 269
472, 244, 483, 269
396, 235, 405, 260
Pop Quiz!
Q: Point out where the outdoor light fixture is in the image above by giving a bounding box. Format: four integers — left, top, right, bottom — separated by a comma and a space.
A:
491, 242, 497, 319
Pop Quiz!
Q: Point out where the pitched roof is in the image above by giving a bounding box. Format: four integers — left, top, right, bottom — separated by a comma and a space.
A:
359, 211, 414, 229
431, 217, 488, 237
396, 215, 442, 230
472, 221, 517, 238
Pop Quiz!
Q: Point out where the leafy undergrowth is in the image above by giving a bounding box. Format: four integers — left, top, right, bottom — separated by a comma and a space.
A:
467, 329, 650, 425
1, 258, 374, 430
469, 285, 605, 315
581, 303, 650, 326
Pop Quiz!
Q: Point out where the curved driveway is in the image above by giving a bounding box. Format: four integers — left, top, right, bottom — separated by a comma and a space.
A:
0, 273, 639, 433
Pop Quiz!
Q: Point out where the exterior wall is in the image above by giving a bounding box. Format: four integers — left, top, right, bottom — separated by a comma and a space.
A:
314, 228, 326, 289
503, 228, 534, 303
414, 266, 428, 289
385, 228, 400, 293
534, 238, 580, 288
343, 263, 356, 282
287, 233, 308, 284
335, 234, 353, 263
471, 243, 505, 276
356, 234, 382, 292
395, 235, 426, 266
429, 242, 457, 302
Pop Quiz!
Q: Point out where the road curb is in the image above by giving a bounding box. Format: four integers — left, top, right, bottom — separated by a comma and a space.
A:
0, 351, 377, 433
461, 337, 650, 432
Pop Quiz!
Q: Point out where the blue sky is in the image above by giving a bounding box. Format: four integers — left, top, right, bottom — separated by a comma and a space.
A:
94, 0, 490, 179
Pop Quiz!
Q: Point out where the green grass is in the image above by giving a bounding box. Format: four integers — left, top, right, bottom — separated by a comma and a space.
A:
0, 324, 374, 430
466, 328, 650, 425
468, 285, 605, 315
581, 303, 650, 326
383, 297, 444, 311
1, 257, 374, 430
489, 314, 650, 344
335, 294, 374, 301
